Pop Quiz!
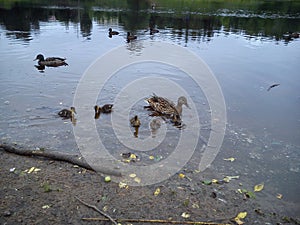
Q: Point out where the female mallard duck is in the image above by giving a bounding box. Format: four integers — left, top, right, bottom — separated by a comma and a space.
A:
109, 28, 119, 36
58, 107, 76, 119
34, 54, 68, 67
94, 104, 113, 114
127, 32, 137, 42
145, 94, 190, 117
130, 115, 141, 127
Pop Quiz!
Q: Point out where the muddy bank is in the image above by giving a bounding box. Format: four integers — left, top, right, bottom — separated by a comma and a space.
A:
1, 144, 299, 225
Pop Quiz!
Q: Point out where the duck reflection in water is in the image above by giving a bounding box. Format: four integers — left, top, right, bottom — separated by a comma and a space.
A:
130, 115, 141, 138
150, 118, 161, 138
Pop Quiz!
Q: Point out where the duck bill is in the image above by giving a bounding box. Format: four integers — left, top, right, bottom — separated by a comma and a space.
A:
185, 103, 191, 109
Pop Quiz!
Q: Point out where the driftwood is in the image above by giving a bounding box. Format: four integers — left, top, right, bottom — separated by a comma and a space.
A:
82, 217, 231, 225
76, 196, 230, 225
0, 143, 122, 177
75, 196, 118, 225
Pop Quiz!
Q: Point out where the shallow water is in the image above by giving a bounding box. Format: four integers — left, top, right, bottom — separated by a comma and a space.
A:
0, 0, 299, 217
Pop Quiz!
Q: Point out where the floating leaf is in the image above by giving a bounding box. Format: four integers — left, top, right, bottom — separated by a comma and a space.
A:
202, 180, 212, 185
178, 173, 185, 179
237, 189, 255, 198
223, 175, 239, 183
149, 155, 154, 160
181, 212, 190, 218
154, 188, 160, 196
254, 183, 264, 192
224, 157, 236, 162
276, 193, 283, 199
9, 168, 16, 172
42, 205, 50, 209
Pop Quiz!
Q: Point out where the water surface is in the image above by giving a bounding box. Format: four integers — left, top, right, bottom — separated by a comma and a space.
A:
0, 0, 299, 217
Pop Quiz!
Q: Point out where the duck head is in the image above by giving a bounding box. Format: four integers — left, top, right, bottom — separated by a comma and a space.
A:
34, 54, 45, 61
177, 96, 190, 108
70, 107, 77, 114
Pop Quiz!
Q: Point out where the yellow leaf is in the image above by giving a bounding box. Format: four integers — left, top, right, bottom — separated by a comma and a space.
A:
254, 183, 264, 192
119, 182, 128, 189
33, 168, 41, 172
154, 188, 160, 196
149, 155, 154, 160
130, 153, 137, 159
178, 173, 185, 178
237, 211, 247, 219
224, 157, 236, 162
181, 212, 190, 218
276, 193, 283, 199
234, 218, 244, 225
129, 173, 136, 178
211, 179, 218, 184
134, 177, 141, 183
27, 167, 35, 173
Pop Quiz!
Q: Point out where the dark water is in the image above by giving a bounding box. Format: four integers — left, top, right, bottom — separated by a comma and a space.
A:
0, 0, 299, 217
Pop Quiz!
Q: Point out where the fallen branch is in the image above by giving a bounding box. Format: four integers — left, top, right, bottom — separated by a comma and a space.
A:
75, 196, 118, 225
0, 143, 122, 177
82, 217, 231, 225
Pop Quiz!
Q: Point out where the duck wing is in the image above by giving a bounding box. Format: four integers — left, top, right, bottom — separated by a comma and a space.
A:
146, 95, 178, 116
45, 57, 66, 61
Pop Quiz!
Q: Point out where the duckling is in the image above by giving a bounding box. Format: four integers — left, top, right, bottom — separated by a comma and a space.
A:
58, 107, 76, 119
130, 115, 141, 127
108, 28, 119, 36
127, 32, 137, 42
95, 104, 113, 113
34, 54, 68, 67
94, 105, 101, 119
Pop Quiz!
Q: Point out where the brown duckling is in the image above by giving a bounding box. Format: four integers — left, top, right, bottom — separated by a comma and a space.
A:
130, 115, 141, 127
127, 32, 137, 42
109, 28, 119, 36
95, 104, 113, 114
34, 54, 68, 67
94, 105, 101, 119
58, 107, 76, 119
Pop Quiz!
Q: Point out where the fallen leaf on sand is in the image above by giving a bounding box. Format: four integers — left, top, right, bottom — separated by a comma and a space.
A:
154, 188, 160, 196
181, 212, 190, 218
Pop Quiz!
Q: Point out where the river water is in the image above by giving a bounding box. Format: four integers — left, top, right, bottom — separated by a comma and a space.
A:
0, 0, 299, 217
